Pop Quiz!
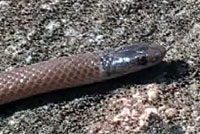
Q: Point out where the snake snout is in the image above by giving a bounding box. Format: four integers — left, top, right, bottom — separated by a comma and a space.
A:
148, 44, 166, 63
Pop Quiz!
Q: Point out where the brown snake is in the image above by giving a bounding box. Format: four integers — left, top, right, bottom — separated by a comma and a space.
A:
0, 42, 165, 105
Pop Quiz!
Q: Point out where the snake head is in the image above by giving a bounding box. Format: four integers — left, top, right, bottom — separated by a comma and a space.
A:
101, 42, 166, 77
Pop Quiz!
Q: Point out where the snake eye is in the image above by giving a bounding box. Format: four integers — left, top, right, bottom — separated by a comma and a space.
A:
138, 56, 147, 65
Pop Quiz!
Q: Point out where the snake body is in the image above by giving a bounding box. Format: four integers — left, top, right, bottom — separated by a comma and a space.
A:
0, 43, 165, 105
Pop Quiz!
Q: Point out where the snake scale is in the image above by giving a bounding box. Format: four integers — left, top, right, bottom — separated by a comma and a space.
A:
0, 42, 166, 105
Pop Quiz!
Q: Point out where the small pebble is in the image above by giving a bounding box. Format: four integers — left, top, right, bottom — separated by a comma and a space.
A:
165, 108, 178, 118
146, 84, 160, 101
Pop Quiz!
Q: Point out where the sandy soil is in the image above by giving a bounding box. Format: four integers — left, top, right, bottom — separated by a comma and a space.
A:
0, 0, 199, 133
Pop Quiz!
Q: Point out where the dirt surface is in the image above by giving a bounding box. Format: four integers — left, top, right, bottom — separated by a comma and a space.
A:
0, 0, 200, 133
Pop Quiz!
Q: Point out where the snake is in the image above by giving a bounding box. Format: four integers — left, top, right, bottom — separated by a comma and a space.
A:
0, 42, 166, 105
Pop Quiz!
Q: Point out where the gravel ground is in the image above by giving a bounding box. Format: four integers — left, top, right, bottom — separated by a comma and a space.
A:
0, 0, 200, 134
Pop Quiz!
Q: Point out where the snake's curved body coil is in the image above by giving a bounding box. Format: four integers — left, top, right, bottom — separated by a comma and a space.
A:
0, 43, 165, 105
